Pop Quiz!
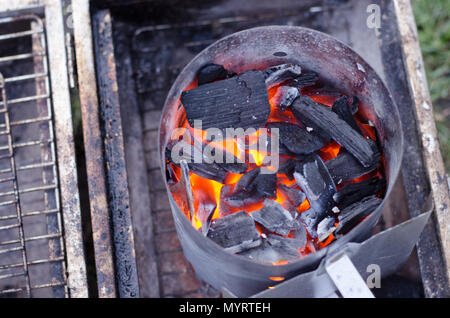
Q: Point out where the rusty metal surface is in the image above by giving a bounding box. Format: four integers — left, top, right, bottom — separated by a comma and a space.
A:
72, 0, 117, 298
0, 2, 87, 297
91, 9, 140, 298
393, 0, 450, 296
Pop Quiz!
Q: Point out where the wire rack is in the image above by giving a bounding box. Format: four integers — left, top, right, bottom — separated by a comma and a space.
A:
0, 14, 68, 298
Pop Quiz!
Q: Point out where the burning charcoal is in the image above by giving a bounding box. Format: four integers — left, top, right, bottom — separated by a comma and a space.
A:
335, 196, 382, 235
218, 184, 235, 217
239, 235, 302, 263
225, 190, 265, 209
181, 70, 271, 132
253, 173, 277, 199
169, 160, 195, 221
207, 211, 262, 254
278, 159, 296, 180
294, 155, 337, 217
166, 140, 228, 183
233, 168, 260, 194
292, 96, 379, 168
325, 149, 379, 184
290, 72, 318, 89
264, 64, 302, 89
272, 86, 299, 111
166, 162, 177, 186
279, 184, 306, 208
267, 122, 324, 155
334, 177, 385, 209
251, 199, 299, 236
351, 96, 359, 115
197, 63, 228, 85
290, 225, 307, 250
332, 96, 363, 135
203, 142, 248, 174
317, 216, 336, 242
298, 209, 320, 238
218, 162, 248, 174
197, 201, 217, 236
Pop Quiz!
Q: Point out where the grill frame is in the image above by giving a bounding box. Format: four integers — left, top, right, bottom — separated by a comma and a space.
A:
73, 0, 450, 298
0, 0, 88, 298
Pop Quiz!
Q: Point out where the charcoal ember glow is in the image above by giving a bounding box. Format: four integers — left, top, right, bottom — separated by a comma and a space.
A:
292, 95, 379, 167
207, 211, 262, 253
251, 199, 300, 236
168, 60, 386, 264
272, 86, 299, 111
181, 70, 271, 132
267, 122, 324, 155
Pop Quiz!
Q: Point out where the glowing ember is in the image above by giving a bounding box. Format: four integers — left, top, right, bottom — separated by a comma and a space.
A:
167, 63, 385, 265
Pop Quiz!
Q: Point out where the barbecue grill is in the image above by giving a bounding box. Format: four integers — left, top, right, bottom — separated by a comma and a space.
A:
0, 0, 448, 298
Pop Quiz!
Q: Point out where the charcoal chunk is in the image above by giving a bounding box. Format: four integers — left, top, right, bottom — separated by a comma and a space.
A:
332, 96, 362, 135
197, 201, 217, 236
316, 216, 336, 242
335, 196, 382, 235
290, 72, 318, 89
272, 86, 300, 111
267, 122, 324, 155
251, 199, 299, 236
169, 160, 195, 221
294, 155, 337, 217
197, 63, 228, 85
279, 184, 306, 207
207, 211, 262, 253
233, 168, 261, 194
292, 96, 379, 168
264, 64, 302, 89
298, 209, 320, 238
325, 149, 380, 184
253, 173, 277, 199
166, 140, 228, 183
334, 177, 385, 209
181, 70, 271, 132
278, 159, 296, 180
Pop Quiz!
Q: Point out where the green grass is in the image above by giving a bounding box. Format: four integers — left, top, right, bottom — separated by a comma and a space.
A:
412, 0, 450, 173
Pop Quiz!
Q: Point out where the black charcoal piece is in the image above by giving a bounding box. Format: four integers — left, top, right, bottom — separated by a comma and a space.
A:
279, 184, 306, 207
197, 201, 217, 236
273, 86, 299, 111
291, 72, 318, 89
203, 142, 248, 174
166, 140, 228, 183
351, 96, 359, 115
181, 70, 271, 132
332, 96, 363, 135
325, 149, 379, 184
169, 160, 195, 221
197, 63, 228, 85
225, 190, 265, 209
253, 173, 277, 199
298, 209, 319, 238
207, 211, 262, 254
278, 159, 296, 180
264, 64, 302, 89
335, 196, 382, 235
292, 96, 378, 168
251, 199, 299, 236
316, 216, 336, 242
233, 168, 261, 194
294, 155, 337, 217
217, 162, 248, 174
267, 122, 324, 155
218, 184, 235, 217
334, 177, 385, 209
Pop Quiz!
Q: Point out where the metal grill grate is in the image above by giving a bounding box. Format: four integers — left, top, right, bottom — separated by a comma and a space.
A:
0, 14, 68, 298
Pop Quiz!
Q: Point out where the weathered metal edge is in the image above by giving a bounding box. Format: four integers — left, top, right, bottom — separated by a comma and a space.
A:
392, 0, 450, 295
72, 0, 117, 298
0, 0, 89, 298
91, 9, 140, 298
